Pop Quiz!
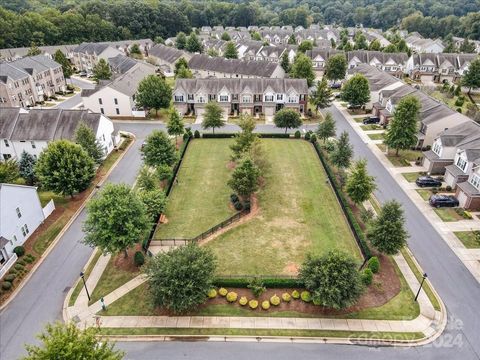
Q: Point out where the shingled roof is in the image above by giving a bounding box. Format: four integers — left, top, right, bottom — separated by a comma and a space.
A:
149, 44, 186, 63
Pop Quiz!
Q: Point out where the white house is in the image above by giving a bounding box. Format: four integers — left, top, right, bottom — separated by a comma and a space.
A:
0, 108, 116, 161
0, 184, 55, 277
82, 62, 157, 118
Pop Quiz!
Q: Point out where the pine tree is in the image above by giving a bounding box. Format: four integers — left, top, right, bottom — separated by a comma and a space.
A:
19, 151, 37, 185
384, 96, 420, 156
316, 112, 336, 143
92, 58, 112, 83
311, 78, 332, 113
346, 159, 376, 204
224, 41, 238, 59
280, 52, 290, 73
74, 122, 104, 164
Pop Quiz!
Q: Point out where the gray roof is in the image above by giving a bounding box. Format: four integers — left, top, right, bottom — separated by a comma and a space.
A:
0, 63, 30, 83
347, 50, 408, 66
439, 121, 480, 148
0, 108, 102, 141
175, 78, 308, 95
0, 44, 77, 60
349, 64, 401, 91
188, 54, 281, 78
0, 55, 61, 82
73, 42, 111, 55
108, 54, 138, 74
149, 44, 185, 63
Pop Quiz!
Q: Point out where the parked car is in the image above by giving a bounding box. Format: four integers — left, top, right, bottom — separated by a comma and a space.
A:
330, 83, 342, 89
429, 194, 459, 208
334, 93, 342, 99
416, 176, 442, 188
347, 104, 362, 110
79, 71, 87, 77
362, 116, 380, 125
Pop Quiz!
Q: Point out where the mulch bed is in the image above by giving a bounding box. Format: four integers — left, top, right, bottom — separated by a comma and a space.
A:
112, 244, 143, 273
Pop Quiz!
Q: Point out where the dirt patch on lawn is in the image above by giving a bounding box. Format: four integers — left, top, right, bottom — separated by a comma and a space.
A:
112, 244, 143, 273
226, 161, 236, 170
283, 262, 299, 275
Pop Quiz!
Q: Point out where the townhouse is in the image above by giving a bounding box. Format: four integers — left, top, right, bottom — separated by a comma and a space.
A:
406, 53, 479, 84
148, 44, 191, 76
187, 54, 285, 79
71, 43, 123, 72
305, 49, 343, 77
173, 78, 308, 120
82, 61, 158, 118
202, 39, 228, 57
0, 108, 116, 161
405, 34, 445, 53
0, 55, 66, 107
372, 84, 470, 146
0, 184, 55, 277
346, 50, 408, 77
0, 44, 77, 62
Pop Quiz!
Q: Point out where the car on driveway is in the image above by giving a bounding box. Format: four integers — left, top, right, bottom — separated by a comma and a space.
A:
347, 104, 362, 110
416, 176, 442, 188
363, 116, 380, 125
429, 194, 459, 208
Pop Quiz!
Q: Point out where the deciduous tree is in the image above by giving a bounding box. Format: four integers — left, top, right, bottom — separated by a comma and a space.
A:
280, 52, 290, 73
53, 50, 73, 78
298, 40, 313, 53
300, 251, 363, 309
290, 53, 315, 86
186, 32, 203, 53
35, 140, 95, 197
137, 166, 157, 191
341, 73, 370, 107
316, 112, 336, 143
462, 58, 480, 94
346, 159, 376, 204
167, 108, 184, 146
325, 54, 347, 82
74, 122, 104, 164
228, 157, 260, 197
145, 244, 216, 313
175, 32, 187, 49
138, 188, 167, 221
230, 115, 257, 160
274, 108, 302, 133
0, 158, 19, 184
92, 58, 112, 83
202, 102, 225, 134
224, 41, 238, 59
221, 32, 231, 41
369, 200, 408, 255
330, 131, 353, 171
142, 130, 177, 167
311, 77, 332, 113
27, 43, 41, 56
83, 183, 149, 257
136, 75, 172, 115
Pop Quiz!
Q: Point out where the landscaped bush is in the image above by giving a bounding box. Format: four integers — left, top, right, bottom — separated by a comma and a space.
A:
362, 268, 373, 285
239, 296, 248, 306
182, 133, 190, 141
312, 297, 321, 306
226, 292, 238, 302
455, 97, 465, 107
258, 133, 290, 138
244, 200, 251, 211
261, 300, 270, 310
2, 281, 12, 290
368, 256, 380, 273
457, 108, 462, 113
202, 133, 235, 138
17, 259, 26, 266
233, 201, 243, 211
248, 299, 258, 309
24, 254, 35, 263
4, 274, 16, 282
270, 294, 280, 306
14, 263, 24, 271
300, 291, 312, 302
463, 210, 473, 220
446, 185, 452, 192
218, 287, 228, 297
294, 130, 301, 138
230, 194, 239, 202
214, 277, 302, 289
194, 130, 201, 138
134, 251, 145, 267
282, 293, 291, 302
13, 246, 25, 257
304, 132, 311, 141
207, 289, 217, 298
247, 278, 266, 297
291, 290, 300, 299
310, 134, 317, 143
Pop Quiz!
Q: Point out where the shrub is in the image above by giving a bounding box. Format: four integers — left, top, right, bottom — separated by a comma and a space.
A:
182, 133, 190, 141
301, 291, 312, 302
134, 251, 145, 267
261, 300, 270, 310
446, 185, 452, 192
239, 296, 248, 306
294, 130, 301, 138
270, 294, 281, 306
194, 130, 201, 138
368, 256, 380, 274
312, 297, 322, 306
291, 290, 300, 299
226, 292, 238, 302
455, 97, 465, 107
8, 269, 17, 275
244, 200, 251, 211
207, 289, 217, 298
457, 108, 462, 113
234, 201, 243, 211
304, 132, 311, 141
247, 278, 266, 297
463, 211, 473, 220
249, 299, 258, 309
2, 281, 12, 290
14, 263, 24, 271
282, 293, 291, 302
310, 134, 317, 143
13, 246, 25, 257
362, 268, 373, 285
5, 274, 16, 282
17, 259, 26, 266
24, 255, 35, 264
230, 193, 239, 202
218, 287, 228, 297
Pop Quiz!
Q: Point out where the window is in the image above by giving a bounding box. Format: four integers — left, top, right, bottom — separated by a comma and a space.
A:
197, 96, 206, 103
31, 141, 36, 149
456, 156, 467, 171
276, 94, 283, 101
264, 94, 274, 102
288, 96, 298, 103
174, 95, 184, 102
4, 140, 9, 147
470, 174, 480, 189
432, 141, 442, 156
242, 95, 251, 103
187, 94, 194, 101
114, 98, 118, 105
21, 226, 26, 237
25, 224, 29, 234
16, 207, 22, 218
13, 235, 17, 242
98, 98, 102, 105
219, 95, 229, 102
116, 108, 120, 115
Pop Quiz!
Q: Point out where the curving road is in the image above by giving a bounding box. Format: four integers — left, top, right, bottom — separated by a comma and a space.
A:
1, 110, 480, 359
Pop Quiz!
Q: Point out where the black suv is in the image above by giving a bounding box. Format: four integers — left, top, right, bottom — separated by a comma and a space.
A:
363, 116, 380, 125
415, 176, 442, 188
429, 194, 459, 208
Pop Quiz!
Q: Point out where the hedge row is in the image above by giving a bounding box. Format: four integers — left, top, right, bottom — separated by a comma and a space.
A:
312, 142, 372, 260
213, 277, 304, 288
200, 133, 292, 139
201, 133, 235, 138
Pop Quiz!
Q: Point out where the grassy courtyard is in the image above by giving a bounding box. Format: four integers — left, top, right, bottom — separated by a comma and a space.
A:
205, 139, 361, 275
154, 139, 236, 239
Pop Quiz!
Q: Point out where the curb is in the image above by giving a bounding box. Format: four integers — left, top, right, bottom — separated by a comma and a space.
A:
0, 135, 136, 313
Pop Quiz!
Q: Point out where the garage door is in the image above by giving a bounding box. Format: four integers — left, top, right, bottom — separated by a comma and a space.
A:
458, 190, 468, 208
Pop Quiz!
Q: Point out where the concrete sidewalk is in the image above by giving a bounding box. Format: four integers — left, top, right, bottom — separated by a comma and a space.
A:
334, 102, 480, 282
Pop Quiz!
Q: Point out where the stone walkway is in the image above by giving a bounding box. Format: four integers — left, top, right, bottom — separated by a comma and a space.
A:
64, 247, 444, 341
334, 102, 480, 282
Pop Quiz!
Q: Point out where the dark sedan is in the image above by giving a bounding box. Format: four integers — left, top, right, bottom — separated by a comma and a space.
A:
429, 194, 459, 208
363, 116, 380, 125
416, 176, 442, 188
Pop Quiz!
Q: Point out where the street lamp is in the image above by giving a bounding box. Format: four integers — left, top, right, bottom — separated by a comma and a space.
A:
80, 272, 91, 301
414, 273, 427, 302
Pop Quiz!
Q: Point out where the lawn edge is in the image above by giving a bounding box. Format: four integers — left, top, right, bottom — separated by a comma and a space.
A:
0, 134, 135, 313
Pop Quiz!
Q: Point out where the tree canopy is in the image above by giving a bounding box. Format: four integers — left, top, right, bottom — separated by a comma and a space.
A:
142, 130, 177, 167
311, 77, 332, 112
228, 157, 260, 197
290, 53, 315, 87
316, 112, 336, 143
202, 102, 225, 133
325, 54, 347, 82
136, 75, 172, 114
463, 58, 480, 93
346, 159, 376, 204
274, 108, 302, 133
53, 50, 73, 78
74, 122, 104, 164
341, 73, 370, 107
92, 58, 111, 83
224, 41, 238, 59
330, 131, 353, 170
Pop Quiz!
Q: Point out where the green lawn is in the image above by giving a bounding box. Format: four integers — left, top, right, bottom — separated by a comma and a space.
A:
367, 133, 385, 141
402, 172, 424, 183
206, 139, 361, 275
454, 231, 480, 249
69, 250, 102, 306
153, 139, 236, 239
416, 189, 432, 201
434, 208, 463, 222
377, 144, 422, 167
38, 191, 69, 207
361, 124, 382, 131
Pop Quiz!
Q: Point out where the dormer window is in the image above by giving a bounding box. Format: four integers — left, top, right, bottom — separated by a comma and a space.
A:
264, 94, 274, 102
276, 94, 283, 101
456, 155, 467, 172
174, 95, 184, 102
219, 95, 229, 102
432, 141, 442, 156
470, 173, 480, 190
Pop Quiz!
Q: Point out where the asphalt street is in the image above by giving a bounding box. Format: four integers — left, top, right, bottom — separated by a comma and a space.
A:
1, 110, 480, 359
